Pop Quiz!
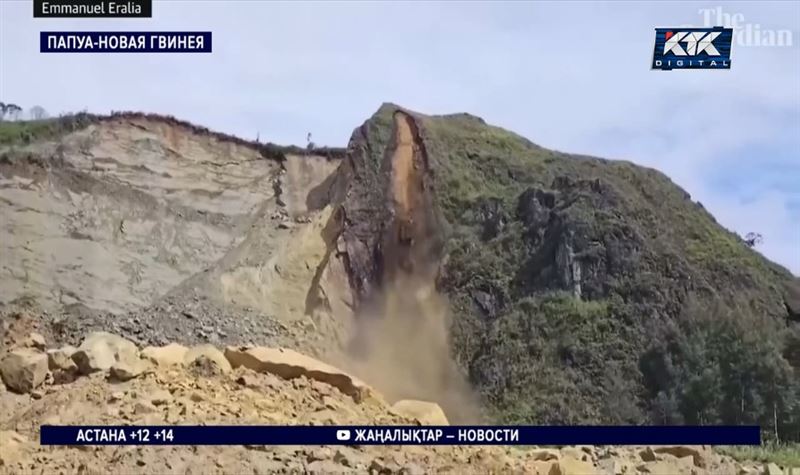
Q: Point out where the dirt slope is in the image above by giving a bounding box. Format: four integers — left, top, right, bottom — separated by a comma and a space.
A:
1, 116, 277, 313
0, 115, 354, 359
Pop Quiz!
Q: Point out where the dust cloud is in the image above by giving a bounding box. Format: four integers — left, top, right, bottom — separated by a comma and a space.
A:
344, 273, 483, 424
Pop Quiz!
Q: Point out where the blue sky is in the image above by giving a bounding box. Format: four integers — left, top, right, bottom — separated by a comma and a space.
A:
1, 1, 798, 274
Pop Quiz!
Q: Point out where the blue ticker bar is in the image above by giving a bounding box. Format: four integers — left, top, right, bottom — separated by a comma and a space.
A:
40, 425, 761, 446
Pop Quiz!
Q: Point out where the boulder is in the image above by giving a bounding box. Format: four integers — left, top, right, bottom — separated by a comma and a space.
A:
332, 447, 370, 468
390, 400, 449, 426
528, 460, 557, 475
0, 349, 48, 393
306, 460, 349, 473
549, 456, 596, 475
224, 346, 372, 402
639, 446, 657, 462
638, 460, 689, 475
134, 401, 157, 415
110, 359, 152, 381
148, 388, 173, 406
676, 455, 695, 469
561, 447, 591, 462
71, 332, 139, 375
141, 343, 189, 367
597, 459, 623, 475
0, 431, 30, 467
653, 445, 710, 468
400, 462, 426, 475
369, 459, 402, 474
529, 449, 560, 462
188, 355, 228, 377
47, 346, 77, 371
736, 463, 760, 475
763, 463, 784, 475
24, 332, 46, 350
184, 345, 231, 373
224, 346, 262, 369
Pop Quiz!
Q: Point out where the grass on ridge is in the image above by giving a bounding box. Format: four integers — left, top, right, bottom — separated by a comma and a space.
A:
717, 442, 800, 468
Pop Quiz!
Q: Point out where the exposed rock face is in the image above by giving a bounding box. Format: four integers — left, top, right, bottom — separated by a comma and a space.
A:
555, 230, 582, 299
334, 108, 445, 304
0, 114, 361, 379
0, 117, 278, 314
0, 115, 351, 339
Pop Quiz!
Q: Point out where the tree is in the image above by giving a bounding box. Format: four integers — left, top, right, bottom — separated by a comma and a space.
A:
744, 232, 763, 248
673, 300, 798, 440
306, 132, 315, 151
28, 105, 47, 120
1, 103, 22, 121
8, 104, 22, 120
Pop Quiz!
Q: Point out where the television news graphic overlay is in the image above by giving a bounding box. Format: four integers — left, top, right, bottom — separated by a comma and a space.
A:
33, 0, 152, 18
40, 32, 212, 53
652, 27, 733, 70
40, 425, 761, 446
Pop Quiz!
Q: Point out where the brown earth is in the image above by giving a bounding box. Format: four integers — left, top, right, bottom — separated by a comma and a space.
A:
0, 330, 773, 475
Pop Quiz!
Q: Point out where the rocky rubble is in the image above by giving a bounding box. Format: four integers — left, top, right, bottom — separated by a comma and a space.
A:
1, 294, 333, 367
0, 330, 791, 474
42, 295, 293, 351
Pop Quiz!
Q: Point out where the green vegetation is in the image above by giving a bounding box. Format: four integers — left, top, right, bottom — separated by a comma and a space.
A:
364, 104, 800, 439
717, 442, 800, 468
0, 113, 97, 146
0, 112, 347, 160
0, 118, 60, 145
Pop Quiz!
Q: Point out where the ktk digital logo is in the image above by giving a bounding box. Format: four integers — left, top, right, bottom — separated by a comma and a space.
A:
652, 27, 733, 70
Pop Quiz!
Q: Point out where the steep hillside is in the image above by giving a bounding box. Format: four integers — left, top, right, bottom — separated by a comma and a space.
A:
0, 114, 352, 357
1, 105, 798, 448
334, 104, 800, 436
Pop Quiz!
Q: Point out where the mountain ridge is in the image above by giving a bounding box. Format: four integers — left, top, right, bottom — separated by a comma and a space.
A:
333, 103, 799, 432
1, 103, 798, 440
